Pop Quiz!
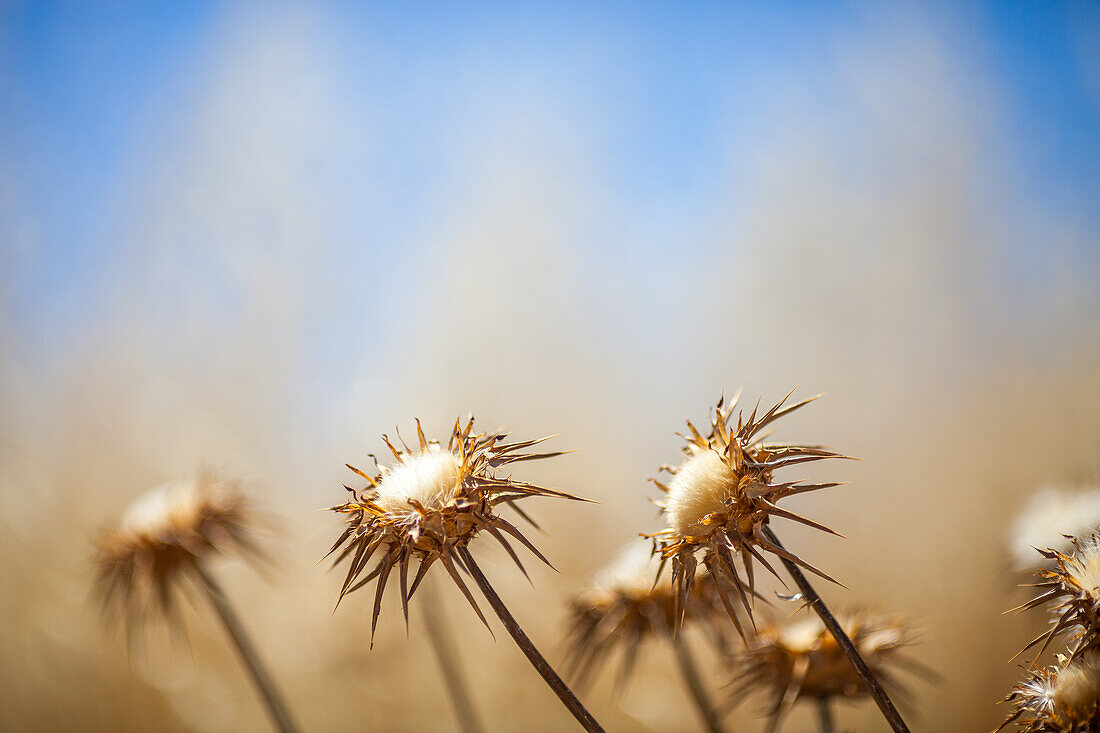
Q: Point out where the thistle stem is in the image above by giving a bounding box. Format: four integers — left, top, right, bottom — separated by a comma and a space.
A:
816, 698, 835, 733
456, 547, 605, 733
420, 578, 485, 733
192, 561, 300, 733
668, 631, 729, 733
761, 526, 909, 733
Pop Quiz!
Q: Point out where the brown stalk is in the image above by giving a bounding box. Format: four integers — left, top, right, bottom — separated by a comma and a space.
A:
420, 577, 486, 733
816, 699, 835, 733
191, 560, 300, 733
668, 631, 728, 733
456, 547, 605, 733
761, 526, 908, 733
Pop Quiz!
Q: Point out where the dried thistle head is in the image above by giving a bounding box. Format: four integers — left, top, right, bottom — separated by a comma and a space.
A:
94, 474, 262, 629
997, 653, 1100, 732
327, 417, 583, 641
563, 542, 728, 692
1014, 532, 1100, 663
728, 609, 926, 720
648, 390, 847, 636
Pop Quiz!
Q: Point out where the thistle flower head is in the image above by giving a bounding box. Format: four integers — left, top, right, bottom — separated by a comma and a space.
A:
1014, 532, 1100, 662
1010, 488, 1100, 571
997, 654, 1100, 732
728, 609, 925, 719
648, 390, 847, 636
94, 474, 261, 628
327, 417, 583, 641
563, 542, 728, 691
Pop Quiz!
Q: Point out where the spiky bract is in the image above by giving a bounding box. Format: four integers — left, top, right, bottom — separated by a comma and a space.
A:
1014, 533, 1100, 663
728, 609, 926, 721
648, 390, 847, 637
997, 653, 1100, 732
564, 542, 728, 692
327, 417, 581, 641
94, 475, 262, 629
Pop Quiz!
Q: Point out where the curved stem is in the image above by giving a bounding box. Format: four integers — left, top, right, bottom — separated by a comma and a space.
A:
668, 631, 728, 733
761, 526, 909, 733
816, 698, 835, 733
420, 578, 485, 733
192, 561, 300, 733
456, 547, 605, 733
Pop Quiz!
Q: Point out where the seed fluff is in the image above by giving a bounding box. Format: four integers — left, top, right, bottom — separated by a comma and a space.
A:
1009, 488, 1100, 571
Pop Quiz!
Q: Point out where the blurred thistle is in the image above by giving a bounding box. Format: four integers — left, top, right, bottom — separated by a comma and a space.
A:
326, 417, 604, 732
1012, 532, 1100, 664
1009, 488, 1100, 571
648, 390, 911, 733
94, 474, 298, 733
95, 475, 262, 627
997, 653, 1100, 733
728, 609, 929, 733
565, 542, 730, 733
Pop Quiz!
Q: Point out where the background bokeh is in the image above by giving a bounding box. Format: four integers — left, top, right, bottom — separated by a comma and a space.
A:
2, 1, 1099, 731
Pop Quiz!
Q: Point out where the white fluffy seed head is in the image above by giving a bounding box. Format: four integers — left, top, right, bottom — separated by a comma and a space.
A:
665, 448, 738, 536
121, 479, 210, 539
122, 479, 195, 530
373, 445, 463, 515
593, 542, 664, 597
777, 615, 825, 652
1011, 487, 1100, 570
1053, 655, 1100, 714
1068, 534, 1100, 598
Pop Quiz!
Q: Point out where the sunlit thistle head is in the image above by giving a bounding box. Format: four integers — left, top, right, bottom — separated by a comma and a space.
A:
648, 390, 848, 637
563, 542, 728, 692
372, 443, 463, 516
728, 609, 927, 721
327, 417, 584, 643
1010, 487, 1100, 571
1013, 532, 1100, 663
94, 474, 261, 630
997, 653, 1100, 732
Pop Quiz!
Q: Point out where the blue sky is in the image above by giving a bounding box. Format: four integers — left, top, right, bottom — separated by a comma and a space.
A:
1, 0, 1098, 362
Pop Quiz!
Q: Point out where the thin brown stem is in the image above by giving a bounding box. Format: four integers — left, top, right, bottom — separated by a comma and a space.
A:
816, 698, 835, 733
668, 631, 729, 733
192, 561, 300, 733
761, 526, 909, 733
420, 577, 486, 733
456, 547, 605, 733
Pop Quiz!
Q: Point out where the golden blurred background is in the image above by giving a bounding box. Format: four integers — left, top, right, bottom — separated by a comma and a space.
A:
1, 2, 1098, 731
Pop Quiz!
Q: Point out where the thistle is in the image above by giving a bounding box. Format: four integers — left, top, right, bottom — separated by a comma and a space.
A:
997, 653, 1100, 732
1013, 532, 1100, 663
565, 542, 730, 733
648, 389, 845, 637
94, 475, 298, 733
728, 609, 928, 733
326, 417, 604, 732
649, 390, 911, 733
